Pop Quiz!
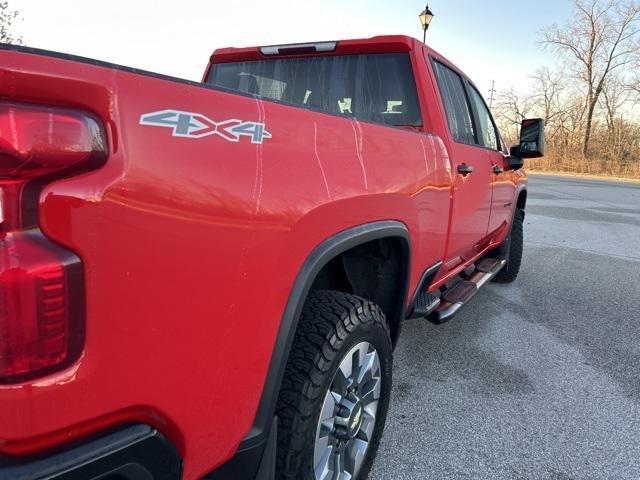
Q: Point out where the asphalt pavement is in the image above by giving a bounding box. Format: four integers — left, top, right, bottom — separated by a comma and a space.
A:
370, 174, 640, 480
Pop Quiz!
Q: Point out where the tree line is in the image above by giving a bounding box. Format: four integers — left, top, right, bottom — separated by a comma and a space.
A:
493, 0, 640, 178
1, 0, 638, 177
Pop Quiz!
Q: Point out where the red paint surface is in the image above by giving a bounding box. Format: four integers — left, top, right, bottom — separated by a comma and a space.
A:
0, 36, 526, 478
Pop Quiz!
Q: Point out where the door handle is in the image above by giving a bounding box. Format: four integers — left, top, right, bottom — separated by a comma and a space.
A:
493, 165, 504, 174
457, 163, 474, 175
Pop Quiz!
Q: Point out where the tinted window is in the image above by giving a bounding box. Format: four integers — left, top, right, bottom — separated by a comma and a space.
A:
432, 61, 475, 144
467, 86, 499, 150
207, 53, 422, 127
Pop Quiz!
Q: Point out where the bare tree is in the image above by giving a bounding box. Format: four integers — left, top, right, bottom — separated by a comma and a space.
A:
629, 56, 640, 99
493, 88, 536, 143
600, 74, 631, 131
0, 1, 21, 45
631, 74, 640, 96
541, 0, 640, 157
530, 67, 566, 125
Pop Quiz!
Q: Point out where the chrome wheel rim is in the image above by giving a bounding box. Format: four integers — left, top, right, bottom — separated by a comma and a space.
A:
314, 341, 382, 480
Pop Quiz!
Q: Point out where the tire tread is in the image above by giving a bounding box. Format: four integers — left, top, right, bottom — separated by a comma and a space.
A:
275, 290, 390, 479
493, 209, 524, 283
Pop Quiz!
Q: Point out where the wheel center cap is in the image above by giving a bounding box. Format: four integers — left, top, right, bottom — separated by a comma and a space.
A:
347, 402, 363, 437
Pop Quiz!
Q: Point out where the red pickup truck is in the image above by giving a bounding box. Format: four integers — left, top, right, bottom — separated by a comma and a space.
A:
0, 35, 543, 480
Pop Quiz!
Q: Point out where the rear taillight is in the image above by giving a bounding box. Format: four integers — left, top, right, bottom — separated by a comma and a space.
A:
0, 102, 107, 383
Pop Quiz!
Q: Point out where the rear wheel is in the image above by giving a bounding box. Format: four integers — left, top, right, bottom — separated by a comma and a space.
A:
492, 208, 524, 283
275, 290, 392, 480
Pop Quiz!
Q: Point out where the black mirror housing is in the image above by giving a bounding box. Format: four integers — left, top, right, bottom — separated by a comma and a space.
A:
506, 155, 524, 170
515, 118, 545, 158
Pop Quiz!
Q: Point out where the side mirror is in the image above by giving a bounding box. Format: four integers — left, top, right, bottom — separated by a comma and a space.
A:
511, 118, 545, 159
506, 155, 524, 170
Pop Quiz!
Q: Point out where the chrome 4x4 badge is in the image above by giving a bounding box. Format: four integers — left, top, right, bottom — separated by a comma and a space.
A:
140, 109, 272, 144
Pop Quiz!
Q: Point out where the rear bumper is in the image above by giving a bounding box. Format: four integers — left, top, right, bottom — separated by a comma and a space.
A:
0, 424, 181, 480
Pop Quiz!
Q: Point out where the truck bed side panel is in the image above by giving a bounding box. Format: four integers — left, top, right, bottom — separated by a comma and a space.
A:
0, 48, 450, 478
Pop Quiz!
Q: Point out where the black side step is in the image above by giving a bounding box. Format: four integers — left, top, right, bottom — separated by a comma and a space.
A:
427, 258, 506, 325
411, 289, 441, 317
407, 262, 442, 319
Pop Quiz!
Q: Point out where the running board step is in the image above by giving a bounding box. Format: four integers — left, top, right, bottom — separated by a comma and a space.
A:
428, 258, 506, 325
411, 289, 441, 318
475, 257, 505, 274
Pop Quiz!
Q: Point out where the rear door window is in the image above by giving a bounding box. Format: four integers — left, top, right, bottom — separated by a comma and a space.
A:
207, 53, 422, 127
432, 61, 475, 144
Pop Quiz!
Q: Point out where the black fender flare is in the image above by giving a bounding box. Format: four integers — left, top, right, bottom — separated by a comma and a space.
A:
514, 183, 528, 218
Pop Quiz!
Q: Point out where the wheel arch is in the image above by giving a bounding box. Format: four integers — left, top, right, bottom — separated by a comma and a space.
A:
308, 235, 409, 344
231, 221, 411, 466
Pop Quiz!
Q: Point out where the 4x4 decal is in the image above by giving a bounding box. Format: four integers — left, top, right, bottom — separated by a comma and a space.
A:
140, 109, 272, 144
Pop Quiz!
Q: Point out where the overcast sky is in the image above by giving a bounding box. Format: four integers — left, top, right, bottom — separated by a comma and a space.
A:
15, 0, 575, 98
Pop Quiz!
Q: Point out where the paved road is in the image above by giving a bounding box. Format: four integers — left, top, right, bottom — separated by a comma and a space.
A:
371, 174, 640, 480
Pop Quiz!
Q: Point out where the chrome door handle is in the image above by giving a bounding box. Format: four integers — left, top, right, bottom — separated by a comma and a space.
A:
493, 165, 504, 174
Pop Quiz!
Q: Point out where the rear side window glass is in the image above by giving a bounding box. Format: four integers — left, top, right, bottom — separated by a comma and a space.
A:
207, 53, 422, 127
467, 85, 499, 150
432, 61, 475, 144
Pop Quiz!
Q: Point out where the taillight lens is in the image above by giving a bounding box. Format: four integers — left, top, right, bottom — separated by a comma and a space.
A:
0, 102, 106, 383
0, 231, 84, 382
0, 102, 107, 232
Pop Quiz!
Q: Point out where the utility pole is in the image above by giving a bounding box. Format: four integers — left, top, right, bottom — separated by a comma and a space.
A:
488, 80, 496, 109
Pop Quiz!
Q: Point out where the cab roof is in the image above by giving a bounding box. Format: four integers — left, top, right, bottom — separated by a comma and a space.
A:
210, 35, 426, 64
206, 34, 464, 87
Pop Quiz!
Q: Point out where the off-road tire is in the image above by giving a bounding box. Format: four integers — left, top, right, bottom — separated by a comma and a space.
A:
275, 290, 393, 480
493, 208, 524, 283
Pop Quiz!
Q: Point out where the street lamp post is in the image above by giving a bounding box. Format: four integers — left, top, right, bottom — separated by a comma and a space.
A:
418, 4, 435, 43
